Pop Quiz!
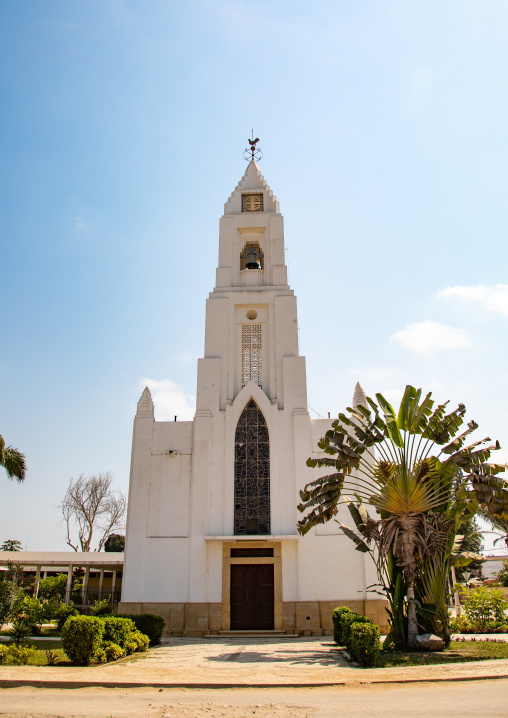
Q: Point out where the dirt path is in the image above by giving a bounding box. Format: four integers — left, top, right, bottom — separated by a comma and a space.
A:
1, 679, 507, 718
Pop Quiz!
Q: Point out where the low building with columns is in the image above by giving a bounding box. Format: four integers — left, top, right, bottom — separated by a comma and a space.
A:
118, 157, 385, 636
0, 551, 123, 604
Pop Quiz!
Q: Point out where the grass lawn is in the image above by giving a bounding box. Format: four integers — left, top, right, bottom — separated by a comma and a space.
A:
376, 640, 508, 667
0, 640, 70, 666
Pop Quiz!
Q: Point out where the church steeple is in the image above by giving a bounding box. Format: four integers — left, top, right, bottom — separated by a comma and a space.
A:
224, 160, 280, 215
200, 159, 301, 409
214, 161, 287, 292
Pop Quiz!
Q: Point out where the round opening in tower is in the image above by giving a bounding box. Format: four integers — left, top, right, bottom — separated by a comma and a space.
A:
246, 310, 258, 320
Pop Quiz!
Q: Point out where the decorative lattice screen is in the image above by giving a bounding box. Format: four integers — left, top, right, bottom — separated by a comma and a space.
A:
241, 324, 262, 388
234, 399, 270, 535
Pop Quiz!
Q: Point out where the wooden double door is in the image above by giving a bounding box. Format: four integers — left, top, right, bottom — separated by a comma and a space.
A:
230, 564, 274, 630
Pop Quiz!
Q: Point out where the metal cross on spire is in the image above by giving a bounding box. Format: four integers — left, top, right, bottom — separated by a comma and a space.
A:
243, 130, 263, 162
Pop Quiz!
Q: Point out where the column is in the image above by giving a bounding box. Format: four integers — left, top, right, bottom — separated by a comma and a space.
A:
33, 565, 41, 598
65, 565, 73, 605
111, 569, 117, 601
98, 568, 104, 599
82, 566, 90, 605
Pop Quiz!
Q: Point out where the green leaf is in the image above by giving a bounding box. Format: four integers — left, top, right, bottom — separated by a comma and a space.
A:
346, 501, 369, 533
336, 522, 370, 553
453, 551, 484, 568
415, 602, 437, 620
376, 392, 403, 448
396, 385, 420, 431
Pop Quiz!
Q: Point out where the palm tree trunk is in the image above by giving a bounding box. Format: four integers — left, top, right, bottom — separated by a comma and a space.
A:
407, 582, 418, 648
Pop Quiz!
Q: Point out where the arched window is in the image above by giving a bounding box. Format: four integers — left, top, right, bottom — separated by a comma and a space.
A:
234, 399, 270, 535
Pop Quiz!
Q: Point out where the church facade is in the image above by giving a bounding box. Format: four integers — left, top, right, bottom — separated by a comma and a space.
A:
119, 159, 386, 635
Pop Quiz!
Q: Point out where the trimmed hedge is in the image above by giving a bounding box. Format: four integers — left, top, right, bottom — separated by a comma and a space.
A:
104, 642, 124, 661
61, 615, 151, 665
331, 606, 380, 667
62, 616, 105, 665
116, 613, 165, 645
55, 603, 79, 630
102, 617, 137, 649
341, 612, 373, 650
132, 630, 150, 652
349, 621, 380, 667
332, 606, 351, 645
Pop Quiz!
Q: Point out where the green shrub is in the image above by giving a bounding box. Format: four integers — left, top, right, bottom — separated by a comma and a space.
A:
132, 630, 149, 652
55, 603, 79, 630
449, 614, 473, 633
5, 644, 37, 665
332, 606, 352, 645
101, 617, 136, 649
91, 597, 113, 616
104, 642, 125, 661
7, 620, 31, 643
495, 560, 508, 588
116, 613, 164, 645
95, 647, 107, 664
124, 639, 137, 655
61, 616, 105, 665
341, 612, 373, 651
349, 622, 381, 667
14, 596, 44, 627
0, 645, 7, 664
38, 573, 68, 602
462, 586, 508, 632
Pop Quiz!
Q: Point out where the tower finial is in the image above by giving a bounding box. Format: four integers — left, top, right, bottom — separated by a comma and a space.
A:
243, 131, 262, 162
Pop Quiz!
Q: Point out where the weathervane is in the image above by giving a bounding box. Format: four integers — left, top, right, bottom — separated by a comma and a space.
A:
243, 130, 263, 162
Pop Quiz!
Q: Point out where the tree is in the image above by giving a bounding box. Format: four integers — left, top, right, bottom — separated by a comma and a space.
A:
0, 562, 26, 626
104, 533, 125, 552
0, 434, 26, 482
1, 540, 23, 552
59, 472, 127, 552
298, 385, 508, 648
38, 573, 68, 602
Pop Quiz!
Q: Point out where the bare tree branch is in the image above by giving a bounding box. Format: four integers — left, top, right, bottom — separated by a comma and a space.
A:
58, 472, 126, 552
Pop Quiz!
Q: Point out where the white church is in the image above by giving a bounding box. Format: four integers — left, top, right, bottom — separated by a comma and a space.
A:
119, 155, 385, 636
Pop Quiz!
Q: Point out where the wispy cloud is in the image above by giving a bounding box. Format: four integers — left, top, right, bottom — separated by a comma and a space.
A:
72, 216, 85, 231
437, 284, 508, 316
391, 320, 472, 356
140, 378, 195, 421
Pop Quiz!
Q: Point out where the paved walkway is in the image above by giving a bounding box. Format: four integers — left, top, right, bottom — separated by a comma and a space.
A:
1, 636, 508, 689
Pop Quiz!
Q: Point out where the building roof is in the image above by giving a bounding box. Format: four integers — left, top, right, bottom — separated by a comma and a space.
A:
0, 551, 124, 570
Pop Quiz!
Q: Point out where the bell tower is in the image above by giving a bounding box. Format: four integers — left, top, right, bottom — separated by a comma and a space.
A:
197, 158, 306, 413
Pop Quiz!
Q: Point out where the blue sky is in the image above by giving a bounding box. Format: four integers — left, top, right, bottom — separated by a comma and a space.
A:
1, 1, 507, 552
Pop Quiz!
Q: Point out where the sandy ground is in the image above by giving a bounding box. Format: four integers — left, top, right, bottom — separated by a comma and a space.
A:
1, 680, 508, 718
1, 636, 508, 717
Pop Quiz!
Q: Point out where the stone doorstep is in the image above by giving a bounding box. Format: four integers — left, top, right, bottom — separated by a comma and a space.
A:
206, 631, 298, 638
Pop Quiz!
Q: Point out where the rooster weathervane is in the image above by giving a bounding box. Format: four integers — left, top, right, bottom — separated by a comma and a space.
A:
243, 130, 263, 161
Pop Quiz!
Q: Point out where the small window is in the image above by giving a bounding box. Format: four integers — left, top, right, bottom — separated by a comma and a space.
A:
231, 548, 274, 557
242, 193, 263, 212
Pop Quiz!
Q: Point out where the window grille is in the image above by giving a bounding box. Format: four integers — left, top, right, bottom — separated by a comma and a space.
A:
242, 193, 263, 212
234, 399, 270, 535
241, 324, 262, 388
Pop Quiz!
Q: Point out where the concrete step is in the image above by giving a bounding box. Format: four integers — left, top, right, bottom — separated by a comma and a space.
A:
206, 631, 299, 638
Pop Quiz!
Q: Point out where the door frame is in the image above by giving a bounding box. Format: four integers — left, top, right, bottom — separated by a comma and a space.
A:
221, 540, 282, 631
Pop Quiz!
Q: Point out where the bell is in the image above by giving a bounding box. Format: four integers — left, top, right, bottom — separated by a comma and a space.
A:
244, 247, 261, 270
